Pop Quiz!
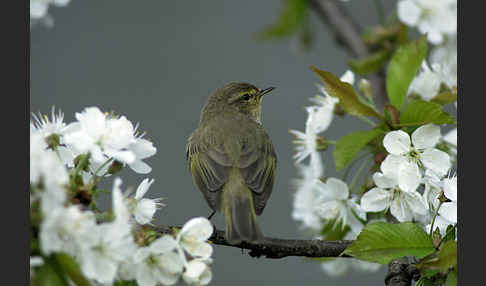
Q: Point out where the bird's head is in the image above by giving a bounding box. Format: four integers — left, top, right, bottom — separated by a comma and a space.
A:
206, 82, 275, 123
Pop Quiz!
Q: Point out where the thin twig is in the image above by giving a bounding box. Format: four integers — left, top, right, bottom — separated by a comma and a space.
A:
308, 0, 387, 107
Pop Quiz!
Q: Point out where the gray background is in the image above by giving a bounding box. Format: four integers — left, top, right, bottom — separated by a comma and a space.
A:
31, 1, 397, 285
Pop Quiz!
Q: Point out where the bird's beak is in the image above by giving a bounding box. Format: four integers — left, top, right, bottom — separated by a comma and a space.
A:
259, 87, 276, 97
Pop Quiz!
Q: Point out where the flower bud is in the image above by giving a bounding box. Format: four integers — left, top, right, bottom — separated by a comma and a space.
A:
108, 160, 123, 175
316, 136, 329, 151
358, 78, 373, 101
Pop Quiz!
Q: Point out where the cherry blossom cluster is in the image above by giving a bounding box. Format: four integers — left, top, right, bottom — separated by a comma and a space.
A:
360, 124, 457, 234
289, 71, 383, 275
30, 107, 214, 286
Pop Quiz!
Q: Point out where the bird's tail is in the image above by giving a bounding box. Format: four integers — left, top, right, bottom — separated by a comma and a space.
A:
222, 171, 263, 245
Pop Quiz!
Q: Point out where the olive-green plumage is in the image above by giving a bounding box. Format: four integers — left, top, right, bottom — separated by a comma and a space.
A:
186, 82, 277, 244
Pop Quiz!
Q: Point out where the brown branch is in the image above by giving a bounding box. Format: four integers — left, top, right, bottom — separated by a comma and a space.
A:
385, 258, 420, 286
308, 0, 387, 107
156, 225, 353, 259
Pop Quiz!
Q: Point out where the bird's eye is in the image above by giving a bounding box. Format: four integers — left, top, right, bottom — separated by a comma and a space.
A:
242, 94, 251, 101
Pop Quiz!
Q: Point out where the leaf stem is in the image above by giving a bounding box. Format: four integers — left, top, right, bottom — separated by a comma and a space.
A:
357, 116, 377, 127
89, 158, 114, 186
429, 201, 444, 237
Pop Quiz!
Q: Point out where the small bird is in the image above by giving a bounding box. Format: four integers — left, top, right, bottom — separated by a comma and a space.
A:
186, 82, 277, 244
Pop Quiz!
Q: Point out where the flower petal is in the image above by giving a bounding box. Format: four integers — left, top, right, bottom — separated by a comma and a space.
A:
340, 70, 355, 85
135, 178, 155, 200
135, 199, 157, 225
372, 172, 397, 189
397, 161, 421, 192
381, 154, 408, 180
130, 138, 157, 159
420, 148, 451, 176
324, 178, 349, 200
412, 124, 441, 150
180, 217, 214, 241
182, 241, 213, 259
443, 176, 457, 201
443, 128, 457, 146
438, 201, 457, 223
149, 235, 178, 254
390, 193, 414, 222
129, 160, 153, 174
383, 130, 411, 155
360, 188, 392, 212
403, 191, 428, 216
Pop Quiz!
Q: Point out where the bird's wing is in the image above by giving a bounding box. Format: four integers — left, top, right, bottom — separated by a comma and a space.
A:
186, 132, 228, 211
240, 129, 277, 215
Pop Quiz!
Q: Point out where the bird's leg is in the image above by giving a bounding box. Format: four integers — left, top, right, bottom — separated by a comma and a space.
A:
207, 210, 216, 220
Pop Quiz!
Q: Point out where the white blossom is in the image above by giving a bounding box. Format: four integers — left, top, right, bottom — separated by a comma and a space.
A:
360, 155, 428, 222
292, 160, 325, 230
78, 178, 137, 284
63, 107, 156, 174
397, 0, 457, 44
430, 38, 457, 89
30, 132, 69, 212
176, 217, 214, 260
183, 259, 213, 285
125, 178, 164, 225
422, 169, 443, 210
383, 124, 451, 176
31, 107, 76, 167
438, 175, 457, 223
39, 205, 97, 256
313, 178, 366, 234
133, 235, 184, 286
289, 71, 353, 163
409, 61, 443, 101
289, 107, 324, 163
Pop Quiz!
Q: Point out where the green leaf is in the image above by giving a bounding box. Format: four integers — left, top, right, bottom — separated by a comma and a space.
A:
418, 240, 457, 272
400, 99, 456, 126
445, 269, 457, 286
348, 49, 393, 75
333, 128, 383, 171
431, 91, 458, 105
310, 66, 383, 119
34, 261, 69, 286
386, 36, 427, 109
54, 253, 92, 286
257, 0, 308, 40
343, 222, 435, 264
